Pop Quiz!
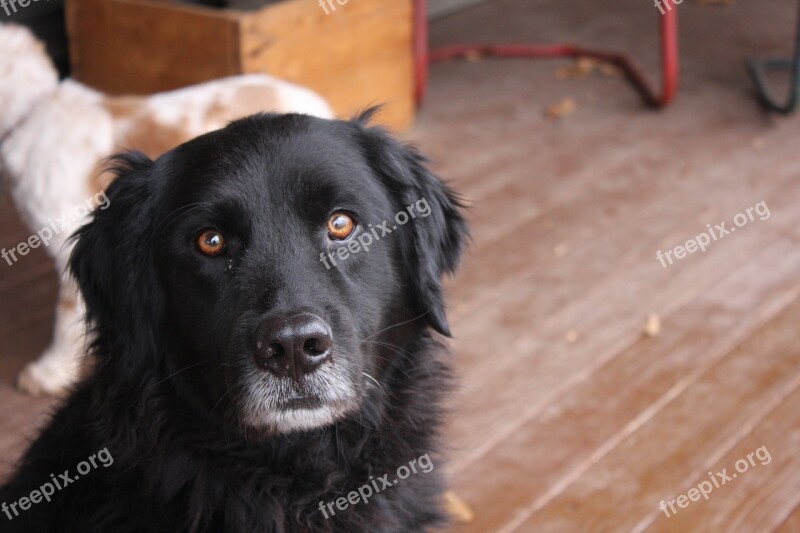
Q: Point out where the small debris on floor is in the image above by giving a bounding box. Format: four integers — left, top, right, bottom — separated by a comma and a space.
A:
556, 57, 594, 79
566, 329, 579, 343
463, 50, 483, 63
594, 61, 623, 78
547, 97, 577, 120
645, 313, 662, 337
444, 491, 475, 523
555, 57, 623, 80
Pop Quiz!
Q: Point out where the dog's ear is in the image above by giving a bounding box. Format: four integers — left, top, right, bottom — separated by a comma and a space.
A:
69, 152, 162, 380
357, 116, 469, 336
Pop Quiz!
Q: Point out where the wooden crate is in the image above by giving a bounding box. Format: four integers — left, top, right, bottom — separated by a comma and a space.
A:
65, 0, 415, 129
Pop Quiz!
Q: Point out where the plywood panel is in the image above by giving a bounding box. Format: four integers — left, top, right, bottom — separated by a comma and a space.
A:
240, 0, 414, 128
67, 0, 242, 94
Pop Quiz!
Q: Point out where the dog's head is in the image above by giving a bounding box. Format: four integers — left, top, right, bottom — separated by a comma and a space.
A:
70, 112, 467, 436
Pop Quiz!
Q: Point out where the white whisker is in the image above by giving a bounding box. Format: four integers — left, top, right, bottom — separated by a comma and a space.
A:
360, 310, 431, 343
362, 372, 386, 396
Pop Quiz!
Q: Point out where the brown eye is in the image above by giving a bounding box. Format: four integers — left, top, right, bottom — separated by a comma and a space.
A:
197, 229, 226, 257
327, 212, 356, 240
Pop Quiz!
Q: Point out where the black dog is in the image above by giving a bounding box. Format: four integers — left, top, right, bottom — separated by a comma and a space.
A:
0, 111, 467, 532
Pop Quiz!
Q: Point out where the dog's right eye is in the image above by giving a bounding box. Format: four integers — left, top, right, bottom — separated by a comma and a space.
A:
197, 229, 226, 257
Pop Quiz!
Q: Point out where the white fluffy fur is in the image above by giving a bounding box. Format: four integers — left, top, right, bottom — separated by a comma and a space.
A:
0, 23, 334, 395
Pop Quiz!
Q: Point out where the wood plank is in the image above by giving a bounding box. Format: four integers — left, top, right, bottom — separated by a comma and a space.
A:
449, 234, 800, 532
776, 505, 800, 532
643, 387, 800, 531
445, 152, 800, 473
0, 271, 58, 340
0, 261, 54, 293
508, 297, 800, 531
0, 316, 54, 375
445, 124, 784, 317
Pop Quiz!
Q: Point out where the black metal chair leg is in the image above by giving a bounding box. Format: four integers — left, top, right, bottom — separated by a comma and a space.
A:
746, 1, 800, 114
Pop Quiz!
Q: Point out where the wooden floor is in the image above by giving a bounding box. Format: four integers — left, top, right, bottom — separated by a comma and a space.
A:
3, 0, 800, 531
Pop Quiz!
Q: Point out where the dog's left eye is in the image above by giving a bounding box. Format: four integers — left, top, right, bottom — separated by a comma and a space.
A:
327, 212, 356, 240
197, 229, 226, 257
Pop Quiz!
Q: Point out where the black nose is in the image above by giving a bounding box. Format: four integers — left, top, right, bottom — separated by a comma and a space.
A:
253, 312, 333, 380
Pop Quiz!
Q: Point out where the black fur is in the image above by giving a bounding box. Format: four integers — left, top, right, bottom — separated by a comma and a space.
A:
0, 112, 468, 532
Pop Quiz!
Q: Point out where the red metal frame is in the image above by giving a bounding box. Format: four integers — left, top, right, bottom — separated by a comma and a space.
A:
414, 0, 679, 109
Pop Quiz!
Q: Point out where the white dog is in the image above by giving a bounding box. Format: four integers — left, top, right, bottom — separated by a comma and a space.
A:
0, 24, 334, 395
